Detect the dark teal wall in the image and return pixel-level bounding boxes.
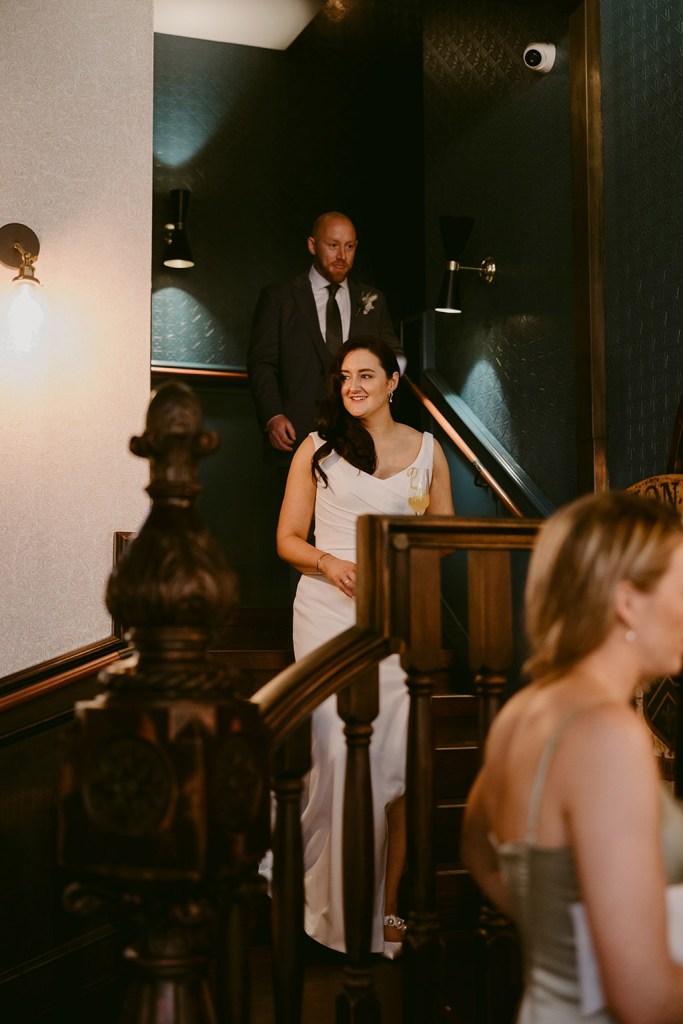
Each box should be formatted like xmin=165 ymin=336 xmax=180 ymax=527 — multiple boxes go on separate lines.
xmin=423 ymin=0 xmax=575 ymax=508
xmin=152 ymin=1 xmax=424 ymax=371
xmin=152 ymin=0 xmax=683 ymax=585
xmin=189 ymin=380 xmax=291 ymax=606
xmin=151 ymin=2 xmax=424 ymax=605
xmin=601 ymin=0 xmax=683 ymax=486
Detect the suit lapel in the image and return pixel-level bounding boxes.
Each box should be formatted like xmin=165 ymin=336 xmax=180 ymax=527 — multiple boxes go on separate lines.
xmin=349 ymin=279 xmax=378 ymax=334
xmin=292 ymin=273 xmax=329 ymax=366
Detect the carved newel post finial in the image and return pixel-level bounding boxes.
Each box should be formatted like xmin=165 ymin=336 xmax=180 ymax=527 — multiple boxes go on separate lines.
xmin=59 ymin=382 xmax=269 ymax=1024
xmin=106 ymin=381 xmax=237 ymax=681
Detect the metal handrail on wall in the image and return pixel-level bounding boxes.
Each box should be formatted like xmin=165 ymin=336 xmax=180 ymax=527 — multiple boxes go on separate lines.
xmin=151 ymin=362 xmax=526 ymax=518
xmin=404 ymin=374 xmax=523 ymax=517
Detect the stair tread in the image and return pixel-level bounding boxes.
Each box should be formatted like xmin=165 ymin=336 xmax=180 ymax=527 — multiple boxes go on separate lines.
xmin=432 ymin=693 xmax=477 ymax=710
xmin=435 ymin=741 xmax=478 ymax=752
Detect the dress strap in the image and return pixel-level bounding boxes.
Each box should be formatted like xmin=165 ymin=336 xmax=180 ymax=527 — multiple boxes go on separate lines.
xmin=418 ymin=431 xmax=434 ymax=470
xmin=525 ymin=702 xmax=605 ymax=843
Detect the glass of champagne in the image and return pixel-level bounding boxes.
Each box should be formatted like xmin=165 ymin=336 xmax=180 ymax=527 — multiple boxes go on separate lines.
xmin=407 ymin=467 xmax=430 ymax=516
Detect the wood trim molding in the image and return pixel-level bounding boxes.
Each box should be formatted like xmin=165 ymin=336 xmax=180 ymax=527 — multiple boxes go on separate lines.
xmin=0 ymin=636 xmax=128 ymax=714
xmin=570 ymin=0 xmax=609 ymax=493
xmin=151 ymin=364 xmax=248 ymax=382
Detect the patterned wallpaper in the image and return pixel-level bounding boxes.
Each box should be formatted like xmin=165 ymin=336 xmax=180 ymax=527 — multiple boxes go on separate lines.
xmin=601 ymin=0 xmax=683 ymax=486
xmin=0 ymin=0 xmax=152 ymax=677
xmin=151 ymin=0 xmax=683 ymax=505
xmin=152 ymin=0 xmax=424 ymax=369
xmin=424 ymin=0 xmax=576 ymax=506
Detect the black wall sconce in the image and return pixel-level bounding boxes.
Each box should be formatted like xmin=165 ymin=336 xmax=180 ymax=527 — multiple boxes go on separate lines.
xmin=435 ymin=257 xmax=496 ymax=314
xmin=0 ymin=222 xmax=41 ymax=284
xmin=434 ymin=214 xmax=495 ymax=314
xmin=163 ymin=189 xmax=195 ymax=269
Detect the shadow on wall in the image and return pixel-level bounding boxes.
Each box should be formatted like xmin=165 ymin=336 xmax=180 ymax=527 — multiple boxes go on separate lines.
xmin=151 ymin=0 xmax=425 ymax=372
xmin=183 ymin=378 xmax=290 ymax=607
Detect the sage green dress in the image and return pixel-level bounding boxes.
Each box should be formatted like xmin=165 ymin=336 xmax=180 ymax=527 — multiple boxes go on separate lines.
xmin=495 ymin=709 xmax=683 ymax=1023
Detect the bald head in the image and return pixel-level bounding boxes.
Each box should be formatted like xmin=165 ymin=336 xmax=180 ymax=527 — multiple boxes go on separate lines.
xmin=308 ymin=212 xmax=358 ymax=284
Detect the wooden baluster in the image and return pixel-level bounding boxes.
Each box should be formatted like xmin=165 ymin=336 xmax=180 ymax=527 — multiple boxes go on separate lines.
xmin=403 ymin=665 xmax=442 ymax=1023
xmin=467 ymin=549 xmax=513 ymax=748
xmin=218 ymin=881 xmax=254 ymax=1024
xmin=467 ymin=548 xmax=521 ymax=1023
xmin=271 ymin=721 xmax=311 ymax=1024
xmin=402 ymin=548 xmax=446 ymax=1024
xmin=336 ymin=669 xmax=381 ymax=1024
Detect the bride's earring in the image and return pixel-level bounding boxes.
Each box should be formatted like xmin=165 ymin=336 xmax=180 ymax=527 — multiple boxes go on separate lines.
xmin=625 ymin=628 xmax=637 ymax=643
xmin=388 ymin=389 xmax=394 ymax=404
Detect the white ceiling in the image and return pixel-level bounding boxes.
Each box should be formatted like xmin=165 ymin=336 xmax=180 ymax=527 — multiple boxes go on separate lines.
xmin=154 ymin=0 xmax=325 ymax=50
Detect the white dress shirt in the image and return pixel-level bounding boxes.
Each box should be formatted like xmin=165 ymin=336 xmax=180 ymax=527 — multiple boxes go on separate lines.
xmin=309 ymin=265 xmax=351 ymax=342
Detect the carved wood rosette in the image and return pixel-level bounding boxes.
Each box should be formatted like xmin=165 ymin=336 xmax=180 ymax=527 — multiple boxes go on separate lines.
xmin=627 ymin=475 xmax=683 ymax=788
xmin=58 ymin=382 xmax=270 ymax=1024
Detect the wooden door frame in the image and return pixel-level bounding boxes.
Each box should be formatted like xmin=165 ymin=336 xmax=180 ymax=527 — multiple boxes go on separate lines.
xmin=569 ymin=0 xmax=608 ymax=493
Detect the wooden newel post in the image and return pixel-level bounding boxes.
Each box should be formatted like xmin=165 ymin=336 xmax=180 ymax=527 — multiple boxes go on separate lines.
xmin=58 ymin=382 xmax=270 ymax=1024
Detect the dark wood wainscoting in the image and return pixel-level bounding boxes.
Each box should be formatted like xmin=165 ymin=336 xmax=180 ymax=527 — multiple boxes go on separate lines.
xmin=0 ymin=651 xmax=128 ymax=1023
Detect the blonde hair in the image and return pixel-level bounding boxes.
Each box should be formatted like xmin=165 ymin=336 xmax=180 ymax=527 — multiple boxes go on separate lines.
xmin=524 ymin=490 xmax=683 ymax=682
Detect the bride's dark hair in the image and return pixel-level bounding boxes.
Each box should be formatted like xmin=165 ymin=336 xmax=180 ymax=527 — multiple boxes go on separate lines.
xmin=312 ymin=335 xmax=400 ymax=485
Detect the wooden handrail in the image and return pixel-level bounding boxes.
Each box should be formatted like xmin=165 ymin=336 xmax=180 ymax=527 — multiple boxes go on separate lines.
xmin=252 ymin=513 xmax=540 ymax=1023
xmin=404 ymin=374 xmax=523 ymax=517
xmin=151 ymin=363 xmax=248 ymax=381
xmin=251 ymin=624 xmax=389 ymax=741
xmin=252 ymin=516 xmax=539 ymax=738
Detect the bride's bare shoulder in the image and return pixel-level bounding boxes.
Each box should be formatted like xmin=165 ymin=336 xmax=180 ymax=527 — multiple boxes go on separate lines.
xmin=394 ymin=423 xmax=422 ymax=441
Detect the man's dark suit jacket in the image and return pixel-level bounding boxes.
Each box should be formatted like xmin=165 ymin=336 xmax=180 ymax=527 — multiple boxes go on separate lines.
xmin=247 ymin=272 xmax=400 ymax=466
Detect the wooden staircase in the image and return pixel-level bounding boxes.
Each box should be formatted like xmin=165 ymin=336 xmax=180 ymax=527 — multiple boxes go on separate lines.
xmin=432 ymin=692 xmax=481 ymax=929
xmin=210 ymin=610 xmax=509 ymax=1020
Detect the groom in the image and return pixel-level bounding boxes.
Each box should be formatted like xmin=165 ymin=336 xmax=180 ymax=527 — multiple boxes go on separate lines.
xmin=247 ymin=211 xmax=403 ymax=469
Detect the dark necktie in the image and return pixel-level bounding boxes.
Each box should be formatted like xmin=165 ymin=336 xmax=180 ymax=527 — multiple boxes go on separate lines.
xmin=325 ymin=283 xmax=343 ymax=353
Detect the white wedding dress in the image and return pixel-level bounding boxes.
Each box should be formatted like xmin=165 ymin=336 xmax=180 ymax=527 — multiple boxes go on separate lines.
xmin=293 ymin=430 xmax=435 ymax=953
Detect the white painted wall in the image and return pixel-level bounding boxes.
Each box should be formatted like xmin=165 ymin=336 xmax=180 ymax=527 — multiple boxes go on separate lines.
xmin=0 ymin=0 xmax=153 ymax=676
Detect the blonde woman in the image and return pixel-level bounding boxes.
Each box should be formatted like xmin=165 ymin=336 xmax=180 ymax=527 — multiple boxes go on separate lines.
xmin=462 ymin=491 xmax=683 ymax=1023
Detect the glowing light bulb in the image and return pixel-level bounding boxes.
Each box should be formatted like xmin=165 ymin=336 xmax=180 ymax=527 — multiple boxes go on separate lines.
xmin=5 ymin=285 xmax=45 ymax=353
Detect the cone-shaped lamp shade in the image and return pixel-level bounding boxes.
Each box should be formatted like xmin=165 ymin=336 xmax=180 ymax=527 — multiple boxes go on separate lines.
xmin=435 ymin=262 xmax=462 ymax=314
xmin=163 ymin=189 xmax=195 ymax=269
xmin=438 ymin=215 xmax=474 ymax=261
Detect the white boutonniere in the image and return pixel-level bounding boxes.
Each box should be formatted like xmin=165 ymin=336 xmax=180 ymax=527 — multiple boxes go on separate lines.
xmin=358 ymin=291 xmax=378 ymax=316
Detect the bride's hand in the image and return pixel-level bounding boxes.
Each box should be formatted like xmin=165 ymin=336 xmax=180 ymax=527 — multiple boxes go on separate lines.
xmin=320 ymin=555 xmax=357 ymax=598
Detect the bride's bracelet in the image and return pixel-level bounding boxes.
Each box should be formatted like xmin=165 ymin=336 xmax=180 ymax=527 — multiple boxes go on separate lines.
xmin=316 ymin=552 xmax=330 ymax=575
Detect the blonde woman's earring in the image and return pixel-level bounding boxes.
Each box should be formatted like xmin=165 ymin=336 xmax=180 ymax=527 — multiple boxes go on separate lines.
xmin=625 ymin=629 xmax=636 ymax=643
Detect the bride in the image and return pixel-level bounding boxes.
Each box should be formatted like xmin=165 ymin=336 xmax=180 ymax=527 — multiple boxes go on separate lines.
xmin=276 ymin=335 xmax=453 ymax=957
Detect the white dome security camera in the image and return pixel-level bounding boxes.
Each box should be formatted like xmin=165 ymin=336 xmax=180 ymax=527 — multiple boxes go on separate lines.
xmin=523 ymin=43 xmax=556 ymax=73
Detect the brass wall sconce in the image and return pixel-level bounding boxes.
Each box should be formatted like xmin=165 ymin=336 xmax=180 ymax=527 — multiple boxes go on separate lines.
xmin=163 ymin=189 xmax=195 ymax=269
xmin=0 ymin=223 xmax=41 ymax=285
xmin=435 ymin=257 xmax=496 ymax=314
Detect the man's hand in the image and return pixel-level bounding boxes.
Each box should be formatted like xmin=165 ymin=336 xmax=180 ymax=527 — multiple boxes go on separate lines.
xmin=266 ymin=414 xmax=297 ymax=452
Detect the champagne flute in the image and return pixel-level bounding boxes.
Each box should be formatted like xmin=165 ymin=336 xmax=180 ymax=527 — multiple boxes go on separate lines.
xmin=407 ymin=467 xmax=430 ymax=516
